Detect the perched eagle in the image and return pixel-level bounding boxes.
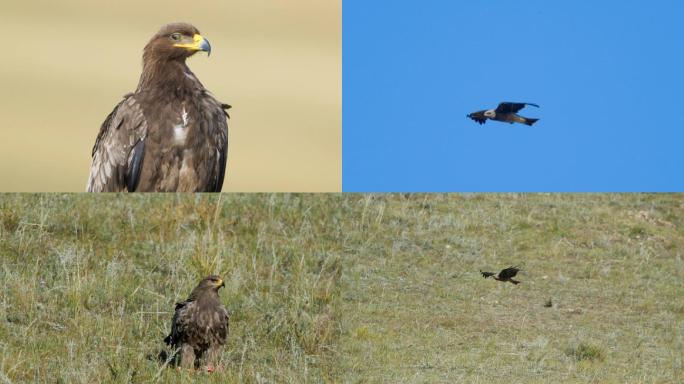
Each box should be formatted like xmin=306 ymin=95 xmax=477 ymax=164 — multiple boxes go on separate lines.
xmin=468 ymin=102 xmax=539 ymax=126
xmin=481 ymin=266 xmax=522 ymax=284
xmin=164 ymin=275 xmax=229 ymax=371
xmin=86 ymin=23 xmax=230 ymax=192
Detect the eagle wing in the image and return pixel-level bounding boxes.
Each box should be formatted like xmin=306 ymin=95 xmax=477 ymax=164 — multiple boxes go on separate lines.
xmin=86 ymin=95 xmax=148 ymax=192
xmin=194 ymin=93 xmax=229 ymax=192
xmin=498 ymin=266 xmax=520 ymax=279
xmin=210 ymin=99 xmax=229 ymax=193
xmin=212 ymin=304 xmax=230 ymax=346
xmin=495 ymin=102 xmax=539 ymax=114
xmin=164 ymin=301 xmax=190 ymax=346
xmin=165 ymin=298 xmax=229 ymax=348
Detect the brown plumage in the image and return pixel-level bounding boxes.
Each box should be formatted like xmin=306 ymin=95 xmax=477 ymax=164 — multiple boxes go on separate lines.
xmin=468 ymin=102 xmax=539 ymax=126
xmin=164 ymin=275 xmax=229 ymax=371
xmin=87 ymin=23 xmax=230 ymax=192
xmin=480 ymin=266 xmax=522 ymax=284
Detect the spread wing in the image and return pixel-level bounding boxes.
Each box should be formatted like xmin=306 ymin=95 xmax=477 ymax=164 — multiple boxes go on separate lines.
xmin=86 ymin=95 xmax=148 ymax=192
xmin=495 ymin=102 xmax=539 ymax=114
xmin=468 ymin=110 xmax=488 ymax=125
xmin=498 ymin=266 xmax=520 ymax=279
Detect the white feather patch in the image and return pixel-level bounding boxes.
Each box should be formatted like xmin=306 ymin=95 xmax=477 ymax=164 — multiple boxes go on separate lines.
xmin=173 ymin=108 xmax=189 ymax=145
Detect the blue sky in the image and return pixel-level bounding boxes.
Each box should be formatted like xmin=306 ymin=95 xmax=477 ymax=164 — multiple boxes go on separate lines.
xmin=343 ymin=0 xmax=684 ymax=191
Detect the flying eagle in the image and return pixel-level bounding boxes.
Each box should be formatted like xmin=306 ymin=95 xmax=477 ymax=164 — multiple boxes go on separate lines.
xmin=164 ymin=275 xmax=229 ymax=371
xmin=480 ymin=266 xmax=522 ymax=284
xmin=86 ymin=23 xmax=230 ymax=192
xmin=468 ymin=102 xmax=539 ymax=126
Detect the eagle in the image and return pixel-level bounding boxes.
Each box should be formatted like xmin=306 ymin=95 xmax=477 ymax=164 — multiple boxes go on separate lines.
xmin=164 ymin=275 xmax=229 ymax=371
xmin=86 ymin=23 xmax=230 ymax=192
xmin=468 ymin=102 xmax=539 ymax=126
xmin=480 ymin=266 xmax=522 ymax=284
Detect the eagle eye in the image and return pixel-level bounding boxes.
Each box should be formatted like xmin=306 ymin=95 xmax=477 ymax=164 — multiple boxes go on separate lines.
xmin=170 ymin=33 xmax=182 ymax=41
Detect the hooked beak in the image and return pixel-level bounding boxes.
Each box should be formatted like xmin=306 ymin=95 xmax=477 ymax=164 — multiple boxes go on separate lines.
xmin=174 ymin=33 xmax=212 ymax=56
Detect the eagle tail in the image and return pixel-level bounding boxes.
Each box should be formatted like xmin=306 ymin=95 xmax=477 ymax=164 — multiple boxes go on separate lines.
xmin=524 ymin=118 xmax=539 ymax=126
xmin=481 ymin=270 xmax=495 ymax=278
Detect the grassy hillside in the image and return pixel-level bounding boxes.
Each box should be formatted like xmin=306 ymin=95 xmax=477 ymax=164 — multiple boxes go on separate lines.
xmin=338 ymin=194 xmax=684 ymax=382
xmin=0 ymin=194 xmax=344 ymax=383
xmin=1 ymin=194 xmax=682 ymax=383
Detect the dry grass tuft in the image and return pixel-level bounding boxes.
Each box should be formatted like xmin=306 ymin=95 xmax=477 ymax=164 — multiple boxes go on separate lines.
xmin=565 ymin=342 xmax=606 ymax=362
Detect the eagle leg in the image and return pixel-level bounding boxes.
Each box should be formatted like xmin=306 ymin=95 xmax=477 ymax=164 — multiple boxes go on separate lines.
xmin=205 ymin=345 xmax=222 ymax=373
xmin=180 ymin=345 xmax=196 ymax=369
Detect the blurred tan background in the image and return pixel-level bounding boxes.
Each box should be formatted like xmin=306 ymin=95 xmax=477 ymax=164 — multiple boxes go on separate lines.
xmin=0 ymin=0 xmax=340 ymax=192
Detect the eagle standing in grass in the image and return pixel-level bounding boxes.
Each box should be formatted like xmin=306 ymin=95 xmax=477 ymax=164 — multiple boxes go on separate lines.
xmin=86 ymin=23 xmax=230 ymax=192
xmin=468 ymin=102 xmax=539 ymax=126
xmin=481 ymin=266 xmax=522 ymax=284
xmin=164 ymin=275 xmax=229 ymax=371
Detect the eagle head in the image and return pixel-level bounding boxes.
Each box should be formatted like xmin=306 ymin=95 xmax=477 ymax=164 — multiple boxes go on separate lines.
xmin=467 ymin=110 xmax=488 ymax=125
xmin=143 ymin=22 xmax=212 ymax=62
xmin=195 ymin=275 xmax=225 ymax=293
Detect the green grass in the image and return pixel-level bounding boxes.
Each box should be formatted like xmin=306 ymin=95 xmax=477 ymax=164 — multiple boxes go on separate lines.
xmin=565 ymin=342 xmax=606 ymax=362
xmin=337 ymin=194 xmax=684 ymax=383
xmin=0 ymin=194 xmax=343 ymax=383
xmin=1 ymin=194 xmax=683 ymax=383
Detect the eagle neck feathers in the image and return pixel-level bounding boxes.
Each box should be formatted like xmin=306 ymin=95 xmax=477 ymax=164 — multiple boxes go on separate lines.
xmin=187 ymin=287 xmax=220 ymax=304
xmin=137 ymin=59 xmax=203 ymax=99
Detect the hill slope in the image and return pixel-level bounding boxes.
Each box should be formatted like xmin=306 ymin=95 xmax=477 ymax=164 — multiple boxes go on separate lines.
xmin=1 ymin=194 xmax=682 ymax=382
xmin=337 ymin=194 xmax=684 ymax=382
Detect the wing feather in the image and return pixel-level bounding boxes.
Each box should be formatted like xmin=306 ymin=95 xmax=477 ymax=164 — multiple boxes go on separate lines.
xmin=167 ymin=300 xmax=193 ymax=346
xmin=86 ymin=95 xmax=148 ymax=192
xmin=201 ymin=96 xmax=229 ymax=192
xmin=498 ymin=266 xmax=520 ymax=279
xmin=496 ymin=102 xmax=539 ymax=114
xmin=126 ymin=139 xmax=146 ymax=192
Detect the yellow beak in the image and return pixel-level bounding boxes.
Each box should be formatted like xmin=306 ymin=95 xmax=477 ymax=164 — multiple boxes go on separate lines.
xmin=174 ymin=34 xmax=212 ymax=56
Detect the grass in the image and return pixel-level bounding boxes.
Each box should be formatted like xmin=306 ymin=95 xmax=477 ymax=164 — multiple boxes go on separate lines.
xmin=565 ymin=342 xmax=606 ymax=362
xmin=337 ymin=194 xmax=684 ymax=383
xmin=1 ymin=194 xmax=683 ymax=382
xmin=0 ymin=194 xmax=343 ymax=383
